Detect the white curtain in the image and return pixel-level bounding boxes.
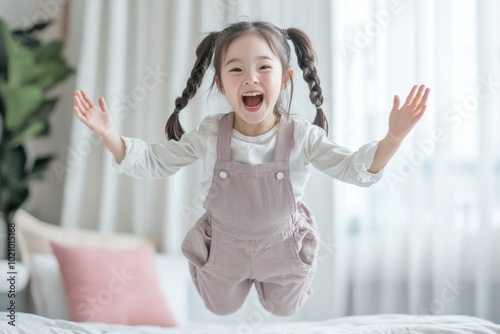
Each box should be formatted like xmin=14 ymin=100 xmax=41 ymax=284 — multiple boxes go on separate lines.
xmin=61 ymin=0 xmax=500 ymax=323
xmin=329 ymin=0 xmax=500 ymax=323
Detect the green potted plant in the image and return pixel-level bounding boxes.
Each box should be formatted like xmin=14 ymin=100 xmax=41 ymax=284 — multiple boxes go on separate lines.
xmin=0 ymin=19 xmax=74 ymax=259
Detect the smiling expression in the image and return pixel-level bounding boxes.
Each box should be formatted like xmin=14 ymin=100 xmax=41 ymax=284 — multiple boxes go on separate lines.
xmin=216 ymin=33 xmax=293 ymax=136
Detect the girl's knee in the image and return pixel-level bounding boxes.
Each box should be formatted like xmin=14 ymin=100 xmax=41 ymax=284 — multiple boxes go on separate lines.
xmin=261 ymin=302 xmax=297 ymax=316
xmin=260 ymin=287 xmax=312 ymax=316
xmin=205 ymin=300 xmax=244 ymax=315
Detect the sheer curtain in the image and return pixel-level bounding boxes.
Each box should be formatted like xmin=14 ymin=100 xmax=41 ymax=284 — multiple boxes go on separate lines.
xmin=61 ymin=0 xmax=499 ymax=323
xmin=329 ymin=0 xmax=500 ymax=322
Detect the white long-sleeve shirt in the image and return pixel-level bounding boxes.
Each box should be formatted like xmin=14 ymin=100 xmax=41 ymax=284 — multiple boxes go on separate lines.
xmin=113 ymin=113 xmax=383 ymax=202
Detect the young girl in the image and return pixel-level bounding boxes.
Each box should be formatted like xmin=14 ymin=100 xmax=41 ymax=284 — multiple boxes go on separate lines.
xmin=73 ymin=21 xmax=430 ymax=316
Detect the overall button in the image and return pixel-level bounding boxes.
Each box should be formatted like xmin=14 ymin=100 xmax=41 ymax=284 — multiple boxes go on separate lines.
xmin=219 ymin=171 xmax=228 ymax=179
xmin=276 ymin=171 xmax=285 ymax=180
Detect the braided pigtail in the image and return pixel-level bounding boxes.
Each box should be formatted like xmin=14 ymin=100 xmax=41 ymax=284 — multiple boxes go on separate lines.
xmin=165 ymin=32 xmax=219 ymax=140
xmin=286 ymin=28 xmax=329 ymax=135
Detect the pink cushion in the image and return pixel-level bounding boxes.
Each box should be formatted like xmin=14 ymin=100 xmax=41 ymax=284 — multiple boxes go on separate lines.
xmin=51 ymin=242 xmax=177 ymax=327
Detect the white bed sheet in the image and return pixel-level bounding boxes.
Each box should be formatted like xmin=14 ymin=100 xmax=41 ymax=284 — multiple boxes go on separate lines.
xmin=2 ymin=312 xmax=500 ymax=334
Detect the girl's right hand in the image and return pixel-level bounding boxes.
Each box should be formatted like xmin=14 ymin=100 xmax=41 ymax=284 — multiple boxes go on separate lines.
xmin=73 ymin=89 xmax=113 ymax=139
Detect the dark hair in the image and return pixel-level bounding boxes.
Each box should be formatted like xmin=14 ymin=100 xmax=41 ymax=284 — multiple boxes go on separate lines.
xmin=166 ymin=21 xmax=328 ymax=140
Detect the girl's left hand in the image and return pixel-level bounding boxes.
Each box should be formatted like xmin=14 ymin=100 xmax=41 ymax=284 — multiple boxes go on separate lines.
xmin=388 ymin=84 xmax=430 ymax=143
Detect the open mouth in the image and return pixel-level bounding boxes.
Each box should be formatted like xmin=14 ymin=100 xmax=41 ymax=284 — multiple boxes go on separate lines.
xmin=242 ymin=91 xmax=264 ymax=111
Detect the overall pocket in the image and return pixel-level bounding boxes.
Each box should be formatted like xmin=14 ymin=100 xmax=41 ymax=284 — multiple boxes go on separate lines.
xmin=181 ymin=217 xmax=216 ymax=269
xmin=289 ymin=223 xmax=319 ymax=268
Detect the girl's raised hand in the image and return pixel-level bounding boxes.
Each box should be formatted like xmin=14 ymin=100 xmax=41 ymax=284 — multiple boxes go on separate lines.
xmin=387 ymin=84 xmax=430 ymax=143
xmin=73 ymin=89 xmax=113 ymax=139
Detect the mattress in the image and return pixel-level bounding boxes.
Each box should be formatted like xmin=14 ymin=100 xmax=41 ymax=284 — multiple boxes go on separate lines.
xmin=2 ymin=312 xmax=500 ymax=334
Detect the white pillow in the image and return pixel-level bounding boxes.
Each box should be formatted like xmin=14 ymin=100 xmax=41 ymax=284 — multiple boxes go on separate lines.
xmin=155 ymin=254 xmax=191 ymax=324
xmin=30 ymin=254 xmax=71 ymax=320
xmin=29 ymin=253 xmax=191 ymax=324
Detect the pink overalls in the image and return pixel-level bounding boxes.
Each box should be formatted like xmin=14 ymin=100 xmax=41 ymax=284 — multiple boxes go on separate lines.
xmin=181 ymin=112 xmax=320 ymax=316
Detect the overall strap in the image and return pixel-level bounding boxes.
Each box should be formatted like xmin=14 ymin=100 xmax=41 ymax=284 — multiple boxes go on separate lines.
xmin=273 ymin=115 xmax=294 ymax=163
xmin=216 ymin=112 xmax=234 ymax=161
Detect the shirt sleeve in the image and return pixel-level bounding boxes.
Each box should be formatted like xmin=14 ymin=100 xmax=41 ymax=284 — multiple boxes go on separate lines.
xmin=301 ymin=120 xmax=384 ymax=187
xmin=112 ymin=114 xmax=220 ymax=179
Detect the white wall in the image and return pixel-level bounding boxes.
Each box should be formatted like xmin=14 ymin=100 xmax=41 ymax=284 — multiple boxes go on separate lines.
xmin=0 ymin=0 xmax=75 ymax=224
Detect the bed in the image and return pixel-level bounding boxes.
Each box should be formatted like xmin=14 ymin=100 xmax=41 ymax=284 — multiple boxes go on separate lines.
xmin=3 ymin=210 xmax=499 ymax=334
xmin=2 ymin=312 xmax=500 ymax=333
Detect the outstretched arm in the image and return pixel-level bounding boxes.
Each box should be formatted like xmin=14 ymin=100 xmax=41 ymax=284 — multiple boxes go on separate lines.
xmin=73 ymin=89 xmax=126 ymax=164
xmin=368 ymin=84 xmax=430 ymax=173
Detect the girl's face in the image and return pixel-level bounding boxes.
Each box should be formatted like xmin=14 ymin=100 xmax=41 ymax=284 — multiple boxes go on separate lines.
xmin=216 ymin=33 xmax=292 ymax=136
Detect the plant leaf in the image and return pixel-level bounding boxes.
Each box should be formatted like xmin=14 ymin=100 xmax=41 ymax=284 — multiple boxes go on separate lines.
xmin=0 ymin=146 xmax=26 ymax=191
xmin=10 ymin=31 xmax=40 ymax=49
xmin=0 ymin=21 xmax=39 ymax=86
xmin=4 ymin=186 xmax=28 ymax=218
xmin=0 ymin=113 xmax=3 ymax=145
xmin=22 ymin=98 xmax=58 ymax=127
xmin=0 ymin=81 xmax=44 ymax=131
xmin=0 ymin=21 xmax=7 ymax=82
xmin=32 ymin=155 xmax=54 ymax=174
xmin=34 ymin=40 xmax=63 ymax=63
xmin=0 ymin=19 xmax=73 ymax=220
xmin=31 ymin=61 xmax=75 ymax=91
xmin=0 ymin=146 xmax=28 ymax=217
xmin=37 ymin=97 xmax=58 ymax=116
xmin=12 ymin=20 xmax=53 ymax=36
xmin=19 ymin=172 xmax=44 ymax=188
xmin=7 ymin=121 xmax=47 ymax=148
